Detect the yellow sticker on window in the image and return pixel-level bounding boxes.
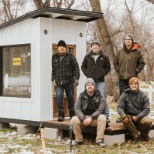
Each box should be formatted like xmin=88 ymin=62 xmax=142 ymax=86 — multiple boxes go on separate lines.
xmin=13 ymin=58 xmax=21 ymax=66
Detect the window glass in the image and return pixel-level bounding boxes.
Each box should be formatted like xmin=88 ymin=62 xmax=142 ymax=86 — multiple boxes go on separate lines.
xmin=2 ymin=44 xmax=31 ymax=97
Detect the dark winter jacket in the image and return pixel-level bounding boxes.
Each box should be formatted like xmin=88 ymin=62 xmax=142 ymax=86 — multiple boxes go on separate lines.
xmin=75 ymin=90 xmax=106 ymax=121
xmin=81 ymin=50 xmax=110 ymax=82
xmin=113 ymin=43 xmax=145 ymax=80
xmin=117 ymin=86 xmax=150 ymax=120
xmin=52 ymin=52 xmax=80 ymax=85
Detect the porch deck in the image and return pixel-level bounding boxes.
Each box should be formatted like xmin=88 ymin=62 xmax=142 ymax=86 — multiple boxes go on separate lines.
xmin=0 ymin=118 xmax=154 ymax=136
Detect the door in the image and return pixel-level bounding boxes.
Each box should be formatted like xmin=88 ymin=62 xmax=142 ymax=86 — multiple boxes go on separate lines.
xmin=52 ymin=44 xmax=77 ymax=118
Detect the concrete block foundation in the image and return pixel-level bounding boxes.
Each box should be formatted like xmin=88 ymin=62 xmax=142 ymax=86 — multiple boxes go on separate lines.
xmin=104 ymin=134 xmax=125 ymax=146
xmin=44 ymin=128 xmax=63 ymax=140
xmin=149 ymin=130 xmax=154 ymax=138
xmin=0 ymin=122 xmax=9 ymax=129
xmin=17 ymin=125 xmax=38 ymax=135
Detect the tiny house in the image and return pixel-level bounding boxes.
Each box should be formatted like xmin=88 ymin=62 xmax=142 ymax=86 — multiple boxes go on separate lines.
xmin=0 ymin=7 xmax=103 ymax=123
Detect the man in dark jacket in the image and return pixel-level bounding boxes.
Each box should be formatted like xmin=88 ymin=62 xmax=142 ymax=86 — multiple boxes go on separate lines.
xmin=52 ymin=40 xmax=80 ymax=121
xmin=71 ymin=78 xmax=106 ymax=147
xmin=118 ymin=77 xmax=152 ymax=142
xmin=81 ymin=38 xmax=110 ymax=121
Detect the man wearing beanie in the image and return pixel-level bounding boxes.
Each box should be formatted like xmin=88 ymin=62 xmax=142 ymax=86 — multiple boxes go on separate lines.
xmin=117 ymin=77 xmax=152 ymax=142
xmin=71 ymin=78 xmax=106 ymax=147
xmin=113 ymin=34 xmax=145 ymax=122
xmin=81 ymin=38 xmax=111 ymax=122
xmin=113 ymin=34 xmax=145 ymax=95
xmin=52 ymin=40 xmax=80 ymax=121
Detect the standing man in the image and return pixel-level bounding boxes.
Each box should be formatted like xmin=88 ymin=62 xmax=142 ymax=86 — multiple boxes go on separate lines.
xmin=118 ymin=77 xmax=152 ymax=142
xmin=71 ymin=78 xmax=106 ymax=147
xmin=81 ymin=38 xmax=111 ymax=122
xmin=52 ymin=40 xmax=80 ymax=122
xmin=113 ymin=34 xmax=145 ymax=95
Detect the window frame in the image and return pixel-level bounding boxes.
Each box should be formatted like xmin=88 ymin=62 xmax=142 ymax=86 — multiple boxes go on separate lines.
xmin=0 ymin=43 xmax=31 ymax=98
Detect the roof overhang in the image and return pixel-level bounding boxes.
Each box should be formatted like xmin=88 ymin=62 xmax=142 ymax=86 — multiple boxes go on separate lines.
xmin=0 ymin=7 xmax=103 ymax=30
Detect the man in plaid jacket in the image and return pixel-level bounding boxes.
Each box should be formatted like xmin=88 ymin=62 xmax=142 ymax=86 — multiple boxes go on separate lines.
xmin=52 ymin=40 xmax=80 ymax=121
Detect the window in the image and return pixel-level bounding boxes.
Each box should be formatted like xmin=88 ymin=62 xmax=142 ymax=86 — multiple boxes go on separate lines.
xmin=0 ymin=44 xmax=31 ymax=97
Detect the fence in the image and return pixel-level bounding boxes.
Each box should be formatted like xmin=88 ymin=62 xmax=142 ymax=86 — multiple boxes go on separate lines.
xmin=140 ymin=82 xmax=154 ymax=104
xmin=140 ymin=82 xmax=154 ymax=118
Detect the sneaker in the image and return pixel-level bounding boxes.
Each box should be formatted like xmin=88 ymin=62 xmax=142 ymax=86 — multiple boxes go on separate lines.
xmin=72 ymin=140 xmax=83 ymax=146
xmin=116 ymin=117 xmax=122 ymax=123
xmin=141 ymin=134 xmax=150 ymax=141
xmin=97 ymin=141 xmax=106 ymax=147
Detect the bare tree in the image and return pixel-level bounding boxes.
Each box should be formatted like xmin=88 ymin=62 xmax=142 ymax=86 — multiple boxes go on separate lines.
xmin=89 ymin=0 xmax=119 ymax=101
xmin=33 ymin=0 xmax=50 ymax=9
xmin=1 ymin=0 xmax=26 ymax=22
xmin=2 ymin=0 xmax=14 ymax=21
xmin=146 ymin=0 xmax=154 ymax=4
xmin=33 ymin=0 xmax=75 ymax=9
xmin=121 ymin=0 xmax=154 ymax=81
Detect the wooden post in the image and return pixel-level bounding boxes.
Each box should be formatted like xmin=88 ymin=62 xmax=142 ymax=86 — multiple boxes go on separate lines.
xmin=40 ymin=128 xmax=46 ymax=154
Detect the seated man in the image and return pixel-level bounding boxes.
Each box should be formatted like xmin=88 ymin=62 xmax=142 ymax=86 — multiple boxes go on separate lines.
xmin=71 ymin=78 xmax=106 ymax=147
xmin=118 ymin=77 xmax=152 ymax=142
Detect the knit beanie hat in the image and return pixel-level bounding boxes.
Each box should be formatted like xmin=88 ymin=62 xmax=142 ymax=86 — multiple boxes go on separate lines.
xmin=58 ymin=40 xmax=66 ymax=48
xmin=91 ymin=38 xmax=100 ymax=47
xmin=129 ymin=77 xmax=139 ymax=85
xmin=84 ymin=78 xmax=96 ymax=89
xmin=124 ymin=34 xmax=134 ymax=43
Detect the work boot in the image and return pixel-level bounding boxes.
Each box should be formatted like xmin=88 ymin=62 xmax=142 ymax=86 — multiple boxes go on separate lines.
xmin=58 ymin=110 xmax=64 ymax=122
xmin=69 ymin=109 xmax=75 ymax=119
xmin=141 ymin=134 xmax=150 ymax=141
xmin=132 ymin=135 xmax=142 ymax=143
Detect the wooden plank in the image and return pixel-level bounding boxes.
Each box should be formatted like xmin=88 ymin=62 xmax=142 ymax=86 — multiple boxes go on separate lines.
xmin=0 ymin=118 xmax=154 ymax=136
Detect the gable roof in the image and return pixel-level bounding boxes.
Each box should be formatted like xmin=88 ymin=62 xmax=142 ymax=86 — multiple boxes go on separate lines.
xmin=0 ymin=7 xmax=103 ymax=30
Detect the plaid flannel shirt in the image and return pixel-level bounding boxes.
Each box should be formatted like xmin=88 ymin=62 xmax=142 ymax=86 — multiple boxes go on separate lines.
xmin=52 ymin=52 xmax=80 ymax=85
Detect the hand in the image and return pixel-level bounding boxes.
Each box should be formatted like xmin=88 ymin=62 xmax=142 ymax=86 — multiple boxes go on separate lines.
xmin=74 ymin=79 xmax=79 ymax=86
xmin=132 ymin=116 xmax=138 ymax=122
xmin=83 ymin=117 xmax=92 ymax=126
xmin=122 ymin=117 xmax=129 ymax=123
xmin=53 ymin=80 xmax=57 ymax=87
xmin=122 ymin=114 xmax=129 ymax=124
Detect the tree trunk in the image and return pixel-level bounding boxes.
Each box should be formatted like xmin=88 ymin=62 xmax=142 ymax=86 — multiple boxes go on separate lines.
xmin=33 ymin=0 xmax=50 ymax=9
xmin=146 ymin=0 xmax=154 ymax=4
xmin=89 ymin=0 xmax=119 ymax=101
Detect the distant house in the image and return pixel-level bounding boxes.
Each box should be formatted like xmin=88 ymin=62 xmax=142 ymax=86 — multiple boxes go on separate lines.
xmin=0 ymin=7 xmax=103 ymax=123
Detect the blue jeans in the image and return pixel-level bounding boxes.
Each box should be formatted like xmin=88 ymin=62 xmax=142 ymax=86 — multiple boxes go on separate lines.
xmin=56 ymin=82 xmax=74 ymax=111
xmin=95 ymin=82 xmax=109 ymax=119
xmin=119 ymin=79 xmax=129 ymax=95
